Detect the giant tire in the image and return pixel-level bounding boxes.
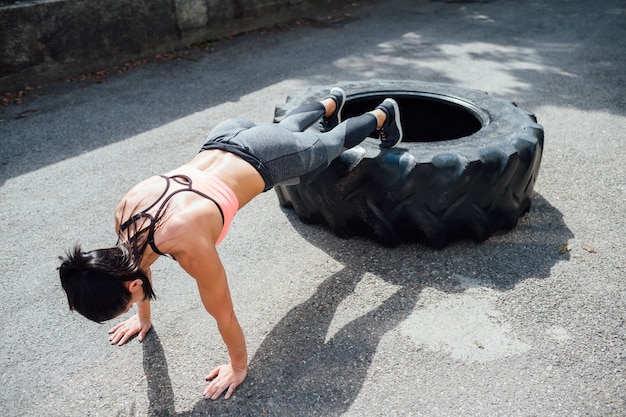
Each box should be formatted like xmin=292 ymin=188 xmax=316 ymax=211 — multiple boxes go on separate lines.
xmin=274 ymin=80 xmax=544 ymax=248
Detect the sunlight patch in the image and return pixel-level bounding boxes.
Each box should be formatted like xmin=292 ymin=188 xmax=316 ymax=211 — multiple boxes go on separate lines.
xmin=399 ymin=277 xmax=530 ymax=363
xmin=325 ymin=273 xmax=401 ymax=343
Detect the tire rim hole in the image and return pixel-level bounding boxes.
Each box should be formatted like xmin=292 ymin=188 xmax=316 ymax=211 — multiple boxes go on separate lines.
xmin=342 ymin=92 xmax=484 ymax=143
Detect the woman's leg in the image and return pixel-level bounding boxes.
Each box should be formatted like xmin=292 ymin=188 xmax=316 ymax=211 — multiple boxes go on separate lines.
xmin=261 ymin=99 xmax=397 ymax=183
xmin=277 ymin=87 xmax=344 ymax=133
xmin=324 ymin=113 xmax=378 ymax=150
xmin=277 ymin=102 xmax=326 ymax=133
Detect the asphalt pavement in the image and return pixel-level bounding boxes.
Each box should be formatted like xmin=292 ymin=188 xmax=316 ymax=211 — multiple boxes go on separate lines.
xmin=1 ymin=0 xmax=624 ymax=416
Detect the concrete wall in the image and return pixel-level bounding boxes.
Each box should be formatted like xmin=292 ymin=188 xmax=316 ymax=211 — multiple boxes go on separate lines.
xmin=0 ymin=0 xmax=347 ymax=91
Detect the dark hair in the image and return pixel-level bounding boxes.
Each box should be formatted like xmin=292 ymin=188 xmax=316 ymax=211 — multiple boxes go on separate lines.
xmin=58 ymin=244 xmax=156 ymax=323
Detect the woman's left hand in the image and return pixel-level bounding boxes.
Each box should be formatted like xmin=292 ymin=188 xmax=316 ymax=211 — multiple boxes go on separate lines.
xmin=204 ymin=363 xmax=247 ymax=400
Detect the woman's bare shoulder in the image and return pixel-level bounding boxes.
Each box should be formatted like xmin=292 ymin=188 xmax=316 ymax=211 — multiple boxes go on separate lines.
xmin=154 ymin=202 xmax=222 ymax=253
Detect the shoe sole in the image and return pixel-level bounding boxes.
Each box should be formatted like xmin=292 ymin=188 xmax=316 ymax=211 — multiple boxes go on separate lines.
xmin=383 ymin=98 xmax=403 ymax=148
xmin=330 ymin=87 xmax=346 ymax=124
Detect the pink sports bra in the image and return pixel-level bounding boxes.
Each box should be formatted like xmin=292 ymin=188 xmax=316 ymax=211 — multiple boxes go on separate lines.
xmin=119 ymin=165 xmax=239 ymax=258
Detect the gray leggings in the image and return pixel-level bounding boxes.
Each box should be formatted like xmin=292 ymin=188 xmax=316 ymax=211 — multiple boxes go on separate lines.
xmin=201 ymin=102 xmax=377 ymax=191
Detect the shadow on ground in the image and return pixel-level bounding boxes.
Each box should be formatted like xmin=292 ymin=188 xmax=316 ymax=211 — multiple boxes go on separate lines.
xmin=141 ymin=194 xmax=572 ymax=416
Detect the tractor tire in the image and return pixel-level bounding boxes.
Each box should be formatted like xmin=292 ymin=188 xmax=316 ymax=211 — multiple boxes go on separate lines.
xmin=274 ymin=80 xmax=544 ymax=248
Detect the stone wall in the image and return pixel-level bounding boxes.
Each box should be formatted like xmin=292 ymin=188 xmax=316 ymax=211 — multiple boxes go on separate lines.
xmin=0 ymin=0 xmax=348 ymax=91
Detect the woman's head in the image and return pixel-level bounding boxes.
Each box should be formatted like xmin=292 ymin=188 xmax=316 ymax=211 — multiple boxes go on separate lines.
xmin=58 ymin=244 xmax=155 ymax=323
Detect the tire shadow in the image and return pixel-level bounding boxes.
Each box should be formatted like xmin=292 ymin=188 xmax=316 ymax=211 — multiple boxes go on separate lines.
xmin=142 ymin=193 xmax=572 ymax=416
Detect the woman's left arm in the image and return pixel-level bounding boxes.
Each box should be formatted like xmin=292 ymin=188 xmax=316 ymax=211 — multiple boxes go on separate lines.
xmin=175 ymin=239 xmax=248 ymax=400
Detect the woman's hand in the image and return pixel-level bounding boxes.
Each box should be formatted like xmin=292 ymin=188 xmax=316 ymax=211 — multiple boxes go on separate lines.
xmin=204 ymin=363 xmax=247 ymax=400
xmin=108 ymin=313 xmax=152 ymax=346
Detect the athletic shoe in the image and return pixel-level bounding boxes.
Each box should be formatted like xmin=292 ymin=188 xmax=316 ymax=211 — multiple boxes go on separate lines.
xmin=377 ymin=98 xmax=403 ymax=148
xmin=319 ymin=87 xmax=346 ymax=132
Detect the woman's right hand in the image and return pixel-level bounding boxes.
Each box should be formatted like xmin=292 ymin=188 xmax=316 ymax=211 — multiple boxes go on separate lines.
xmin=108 ymin=313 xmax=152 ymax=346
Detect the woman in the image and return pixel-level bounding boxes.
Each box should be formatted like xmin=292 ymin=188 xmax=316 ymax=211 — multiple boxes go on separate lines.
xmin=58 ymin=87 xmax=403 ymax=400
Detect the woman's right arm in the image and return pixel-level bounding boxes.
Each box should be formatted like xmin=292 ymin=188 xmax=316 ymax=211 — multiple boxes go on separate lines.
xmin=108 ymin=268 xmax=153 ymax=346
xmin=108 ymin=303 xmax=153 ymax=346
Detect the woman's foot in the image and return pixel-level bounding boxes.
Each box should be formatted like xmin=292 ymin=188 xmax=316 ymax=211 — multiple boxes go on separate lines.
xmin=375 ymin=98 xmax=403 ymax=148
xmin=319 ymin=87 xmax=346 ymax=132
